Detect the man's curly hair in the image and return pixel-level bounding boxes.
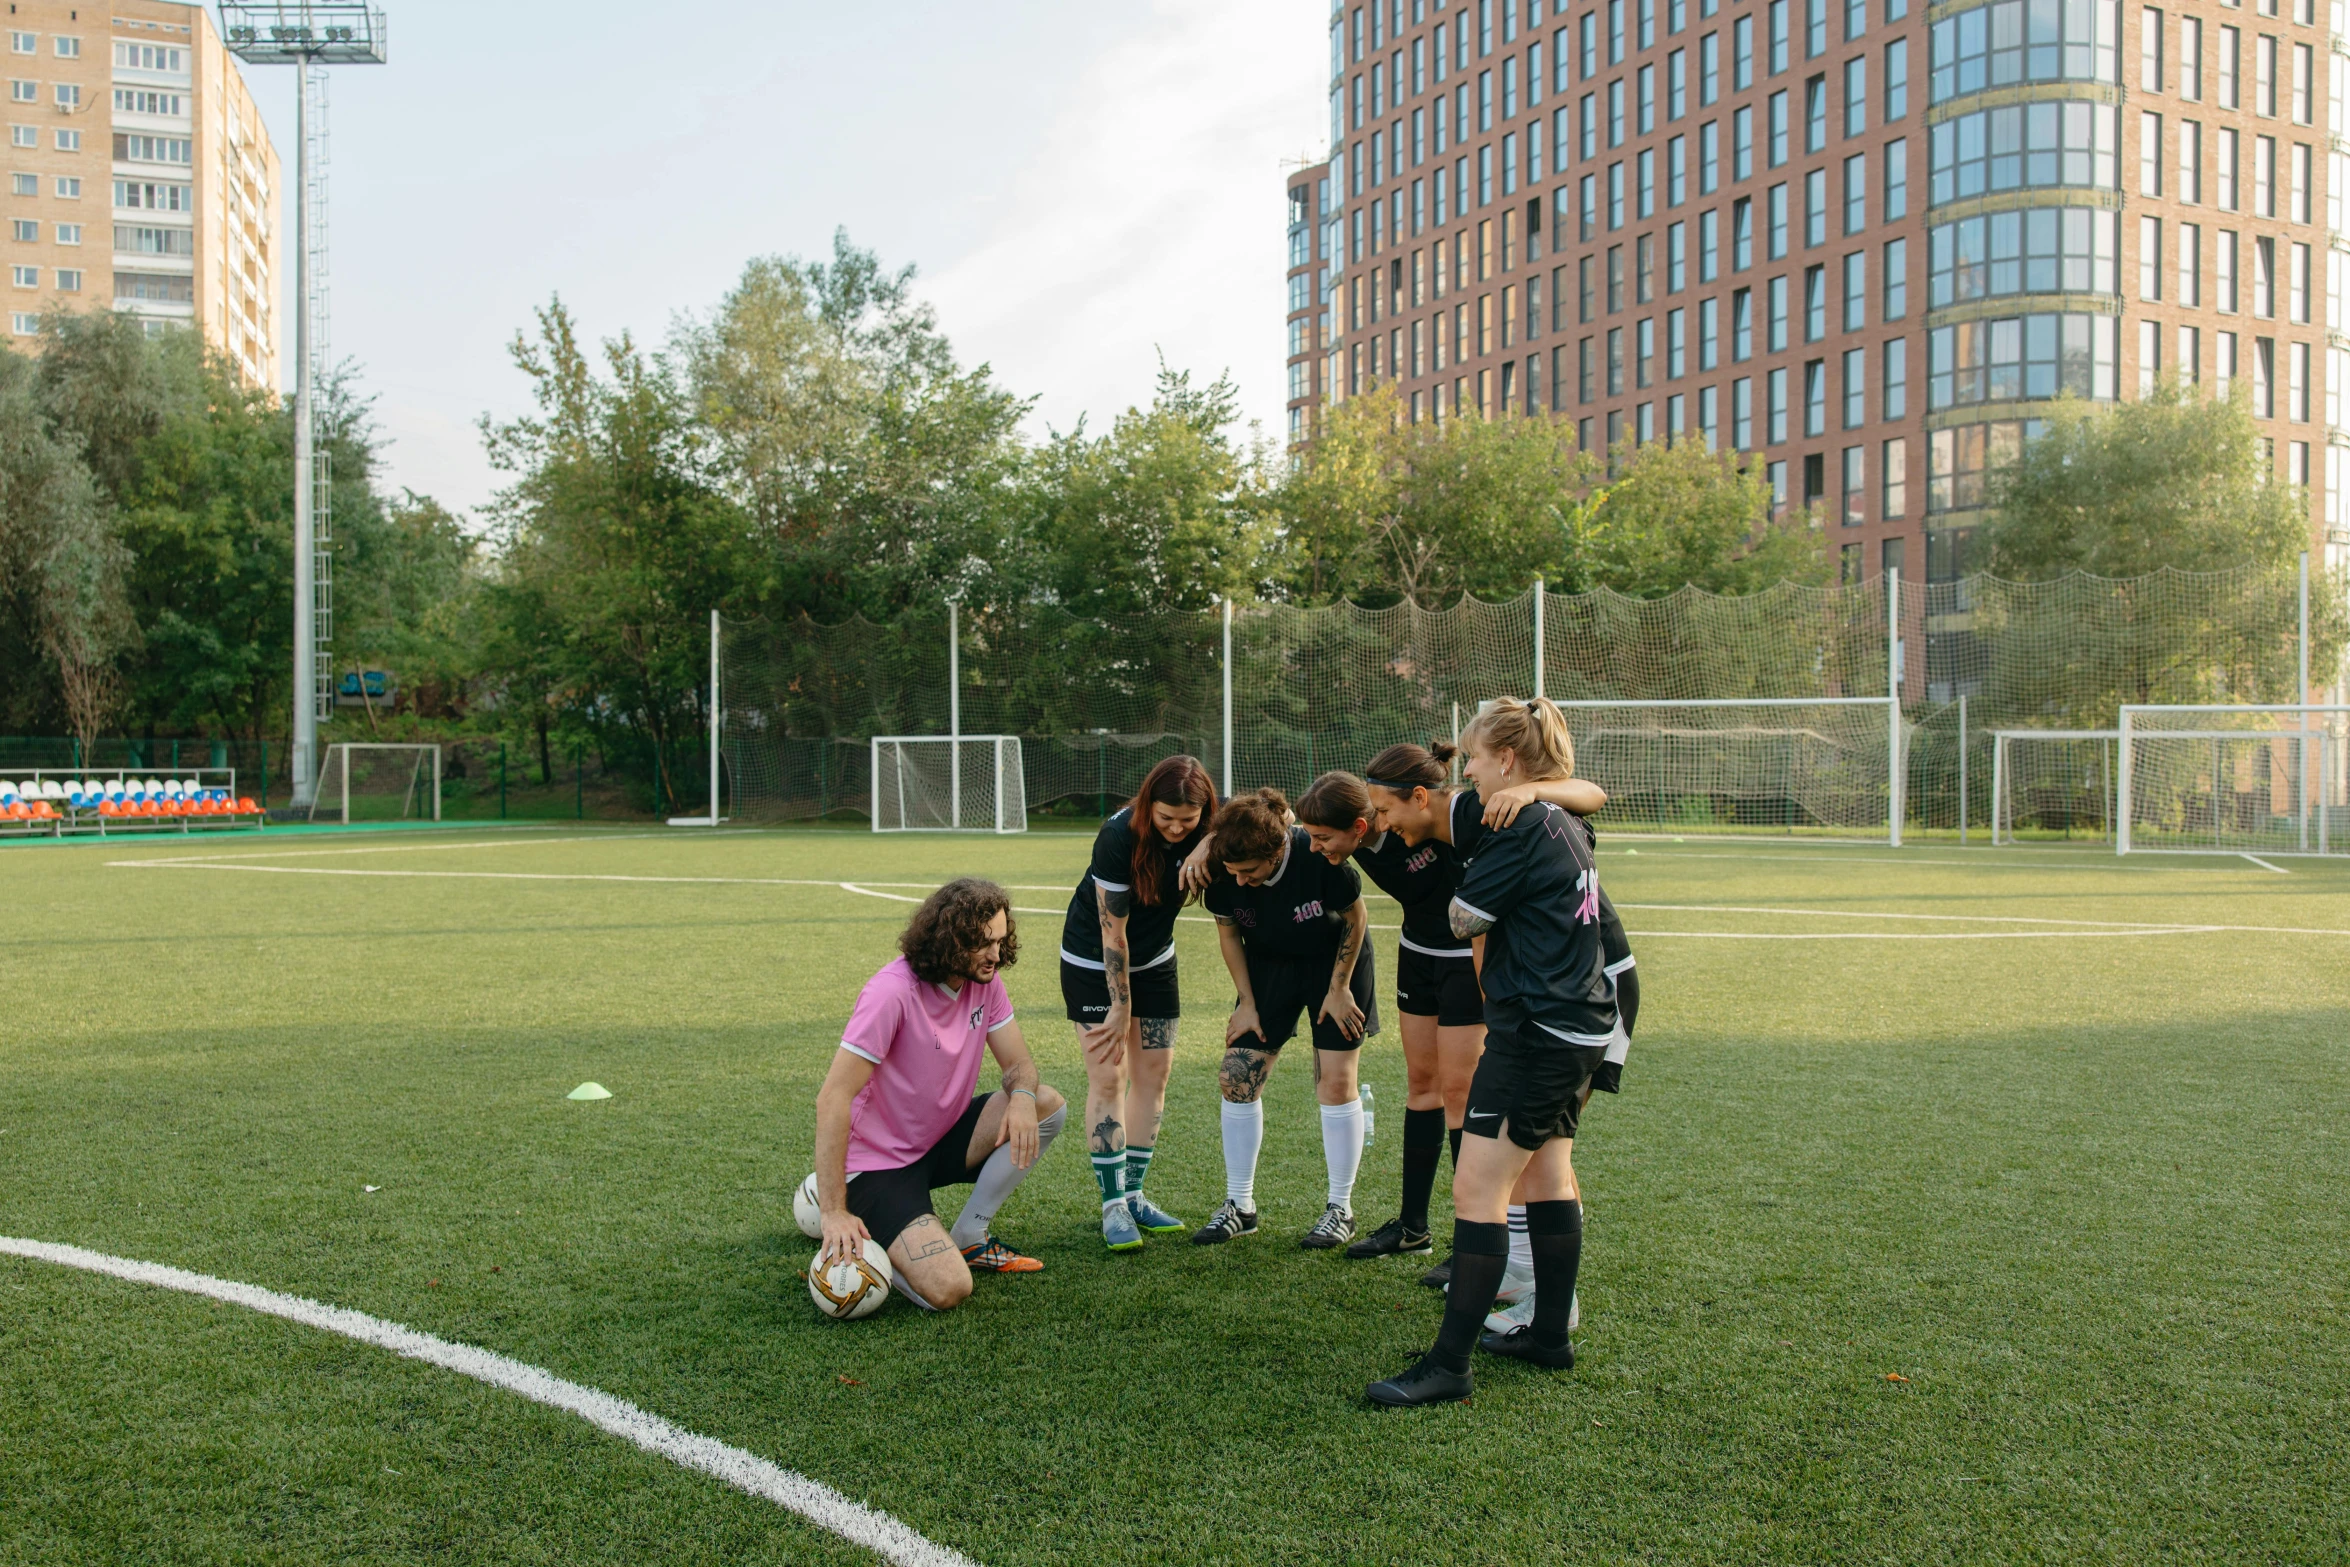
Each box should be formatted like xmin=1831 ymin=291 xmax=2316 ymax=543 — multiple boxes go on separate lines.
xmin=899 ymin=877 xmax=1019 ymax=984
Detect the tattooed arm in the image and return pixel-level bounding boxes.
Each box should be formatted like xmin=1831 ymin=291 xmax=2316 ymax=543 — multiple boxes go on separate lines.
xmin=1318 ymin=900 xmax=1368 ymax=1040
xmin=1081 ymin=883 xmax=1134 ymax=1061
xmin=984 ymin=1018 xmax=1043 ymax=1169
xmin=1449 ymin=896 xmax=1496 ymax=940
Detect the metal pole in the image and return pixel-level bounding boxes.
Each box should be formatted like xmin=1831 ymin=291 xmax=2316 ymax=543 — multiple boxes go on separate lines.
xmin=2300 ymin=551 xmax=2311 ymax=851
xmin=1991 ymin=732 xmax=2006 ymax=846
xmin=289 ymin=67 xmax=316 ymax=809
xmin=709 ymin=608 xmax=721 ymax=822
xmin=2117 ymin=709 xmax=2134 ymax=854
xmin=1532 ymin=576 xmax=1546 ymax=700
xmin=949 ymin=598 xmax=961 ymax=831
xmin=1958 ymin=693 xmax=1968 ymax=845
xmin=1221 ymin=597 xmax=1234 ymax=799
xmin=1887 ymin=565 xmax=1902 ymax=847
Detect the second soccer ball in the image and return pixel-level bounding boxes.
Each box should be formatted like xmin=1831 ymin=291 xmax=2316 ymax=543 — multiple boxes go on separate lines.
xmin=792 ymin=1172 xmax=824 ymax=1239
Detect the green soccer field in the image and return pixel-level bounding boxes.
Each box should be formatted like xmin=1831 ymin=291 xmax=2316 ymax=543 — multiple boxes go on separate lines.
xmin=4 ymin=823 xmax=2348 ymax=1565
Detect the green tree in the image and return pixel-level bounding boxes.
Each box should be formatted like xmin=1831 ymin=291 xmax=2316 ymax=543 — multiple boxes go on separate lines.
xmin=1984 ymin=384 xmax=2312 ymax=577
xmin=1583 ymin=436 xmax=1828 ymax=596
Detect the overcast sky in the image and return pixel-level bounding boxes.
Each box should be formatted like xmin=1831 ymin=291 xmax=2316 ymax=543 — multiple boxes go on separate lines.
xmin=233 ymin=0 xmax=1330 ymax=520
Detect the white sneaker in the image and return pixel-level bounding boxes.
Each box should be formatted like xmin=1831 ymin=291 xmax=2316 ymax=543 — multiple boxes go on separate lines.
xmin=1481 ymin=1287 xmax=1580 ymax=1335
xmin=1491 ymin=1257 xmax=1537 ymax=1304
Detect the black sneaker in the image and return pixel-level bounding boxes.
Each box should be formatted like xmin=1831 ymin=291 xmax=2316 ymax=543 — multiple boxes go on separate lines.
xmin=1347 ymin=1216 xmax=1435 ymax=1259
xmin=1191 ymin=1198 xmax=1260 ymax=1245
xmin=1366 ymin=1351 xmax=1475 ymax=1407
xmin=1419 ymin=1255 xmax=1454 ymax=1289
xmin=1478 ymin=1324 xmax=1575 ymax=1369
xmin=1298 ymin=1203 xmax=1356 ymax=1250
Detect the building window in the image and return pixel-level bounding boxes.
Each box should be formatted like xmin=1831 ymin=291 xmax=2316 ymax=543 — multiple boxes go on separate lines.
xmin=7 ymin=80 xmax=32 ymax=104
xmin=1805 ymin=264 xmax=1827 ymax=338
xmin=6 ymin=32 xmax=31 ymax=55
xmin=2141 ymin=112 xmax=2161 ymax=195
xmin=1928 ymin=0 xmax=2120 ymax=98
xmin=1927 ymin=313 xmax=2121 ymax=409
xmin=1843 ymin=152 xmax=1866 ymax=232
xmin=1733 ymin=374 xmax=1753 ymax=446
xmin=9 ymin=264 xmax=36 ymax=287
xmin=2178 ymin=323 xmax=2200 ymax=382
xmin=1882 ymin=437 xmax=1908 ymax=516
xmin=1883 ymin=236 xmax=1907 ymax=317
xmin=115 ymin=224 xmax=195 ymax=257
xmin=2142 ymin=7 xmax=2164 ymax=91
xmin=1883 ymin=136 xmax=1906 ymax=219
xmin=1843 ymin=249 xmax=1866 ymax=328
xmin=1769 ymin=274 xmax=1790 ymax=349
xmin=54 ymin=177 xmax=79 ymax=199
xmin=52 ymin=84 xmax=78 ymax=109
xmin=1885 ymin=36 xmax=1907 ymax=119
xmin=7 ymin=172 xmax=32 ymax=196
xmin=7 ymin=218 xmax=31 ymax=242
xmin=1842 ymin=444 xmax=1865 ymax=522
xmin=2140 ymin=215 xmax=2161 ymax=299
xmin=1844 ymin=55 xmax=1866 ymax=136
xmin=2180 ymin=119 xmax=2201 ymax=202
xmin=54 ymin=222 xmax=78 ymax=245
xmin=2139 ymin=318 xmax=2161 ymax=393
xmin=7 ymin=125 xmax=28 ymax=148
xmin=2289 ymin=340 xmax=2308 ymax=421
xmin=54 ymin=128 xmax=77 ymax=152
xmin=1843 ymin=345 xmax=1866 ymax=426
xmin=1768 ymin=365 xmax=1789 ymax=442
xmin=1929 ymin=104 xmax=2120 ymax=205
xmin=1884 ymin=335 xmax=1908 ymax=418
xmin=54 ymin=267 xmax=79 ymax=292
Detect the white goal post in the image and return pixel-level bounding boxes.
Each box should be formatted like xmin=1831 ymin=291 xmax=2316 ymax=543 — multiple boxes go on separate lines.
xmin=2118 ymin=704 xmax=2350 ymax=857
xmin=1549 ymin=697 xmax=1906 ymax=844
xmin=1990 ymin=729 xmax=2119 ymax=846
xmin=870 ymin=736 xmax=1027 ymax=833
xmin=311 ymin=743 xmax=441 ymax=824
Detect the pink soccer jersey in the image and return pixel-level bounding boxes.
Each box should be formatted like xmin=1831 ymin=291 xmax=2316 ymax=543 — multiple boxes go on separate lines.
xmin=839 ymin=956 xmax=1014 ymax=1173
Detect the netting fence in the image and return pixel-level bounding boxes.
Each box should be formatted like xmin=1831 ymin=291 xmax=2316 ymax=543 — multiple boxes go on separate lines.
xmin=717 ymin=564 xmax=2345 ymax=839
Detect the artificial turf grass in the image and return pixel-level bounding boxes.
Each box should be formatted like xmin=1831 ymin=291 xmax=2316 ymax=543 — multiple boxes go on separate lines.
xmin=3 ymin=827 xmax=2348 ymax=1564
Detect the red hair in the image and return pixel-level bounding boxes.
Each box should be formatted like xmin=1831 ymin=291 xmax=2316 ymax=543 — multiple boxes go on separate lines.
xmin=1127 ymin=754 xmax=1217 ymax=907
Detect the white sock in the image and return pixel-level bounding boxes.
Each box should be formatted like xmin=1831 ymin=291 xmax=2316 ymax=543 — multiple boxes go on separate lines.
xmin=1221 ymin=1099 xmax=1264 ymax=1209
xmin=1319 ymin=1097 xmax=1365 ymax=1212
xmin=891 ymin=1271 xmax=937 ymax=1310
xmin=1507 ymin=1204 xmax=1532 ymax=1272
xmin=952 ymin=1102 xmax=1065 ymax=1249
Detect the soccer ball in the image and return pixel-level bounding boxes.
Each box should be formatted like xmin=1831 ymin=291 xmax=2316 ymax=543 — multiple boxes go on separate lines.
xmin=807 ymin=1238 xmax=893 ymax=1321
xmin=792 ymin=1173 xmax=824 ymax=1239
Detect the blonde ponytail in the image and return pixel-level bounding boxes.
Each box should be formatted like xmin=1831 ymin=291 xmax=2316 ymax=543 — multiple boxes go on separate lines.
xmin=1462 ymin=696 xmax=1577 ymax=781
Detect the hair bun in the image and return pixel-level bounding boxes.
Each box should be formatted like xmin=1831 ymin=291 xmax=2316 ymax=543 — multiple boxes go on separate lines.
xmin=1428 ymin=741 xmax=1459 ymax=765
xmin=1255 ymin=786 xmax=1290 ymax=813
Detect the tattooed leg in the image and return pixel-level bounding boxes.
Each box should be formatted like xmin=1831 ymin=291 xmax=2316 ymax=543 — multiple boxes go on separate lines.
xmin=1088 ymin=1109 xmax=1127 ymax=1206
xmin=1219 ymin=1045 xmax=1276 ymax=1105
xmin=1130 ymin=1017 xmax=1176 ymax=1153
xmin=885 ymin=1213 xmax=973 ymax=1311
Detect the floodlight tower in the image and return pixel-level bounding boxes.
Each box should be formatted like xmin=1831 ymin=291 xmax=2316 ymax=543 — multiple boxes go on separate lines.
xmin=220 ymin=3 xmax=387 ymax=810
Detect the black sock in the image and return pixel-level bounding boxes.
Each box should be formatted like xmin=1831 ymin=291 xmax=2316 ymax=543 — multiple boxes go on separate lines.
xmin=1400 ymin=1108 xmax=1445 ymax=1232
xmin=1430 ymin=1220 xmax=1508 ymax=1373
xmin=1448 ymin=1127 xmax=1463 ymax=1168
xmin=1527 ymin=1199 xmax=1584 ymax=1346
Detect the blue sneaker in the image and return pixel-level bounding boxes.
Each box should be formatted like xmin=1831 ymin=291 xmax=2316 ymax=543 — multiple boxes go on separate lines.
xmin=1126 ymin=1193 xmax=1187 ymax=1234
xmin=1101 ymin=1201 xmax=1145 ymax=1252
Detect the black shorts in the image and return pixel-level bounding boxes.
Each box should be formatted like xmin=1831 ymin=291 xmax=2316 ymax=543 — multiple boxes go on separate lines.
xmin=1061 ymin=954 xmax=1181 ymax=1023
xmin=1463 ymin=1026 xmax=1606 ymax=1150
xmin=1395 ymin=944 xmax=1482 ymax=1027
xmin=843 ymin=1093 xmax=991 ymax=1249
xmin=1232 ymin=948 xmax=1380 ymax=1054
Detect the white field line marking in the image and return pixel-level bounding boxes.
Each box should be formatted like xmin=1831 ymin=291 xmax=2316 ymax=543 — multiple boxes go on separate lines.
xmin=107 ymin=859 xmax=2350 ymax=938
xmin=109 ymin=833 xmax=684 ymax=865
xmin=2242 ymin=854 xmax=2291 ymax=874
xmin=1613 ymin=902 xmax=2204 ymax=930
xmin=0 ymin=1236 xmax=976 ymax=1567
xmin=1620 ymin=927 xmax=2214 ymax=940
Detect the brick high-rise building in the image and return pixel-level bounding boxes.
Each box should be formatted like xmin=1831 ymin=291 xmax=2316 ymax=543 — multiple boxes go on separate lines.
xmin=1289 ymin=0 xmax=2348 ymax=621
xmin=6 ymin=0 xmax=280 ymax=386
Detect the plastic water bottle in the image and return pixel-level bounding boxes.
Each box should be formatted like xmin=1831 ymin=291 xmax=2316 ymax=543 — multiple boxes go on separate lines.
xmin=1361 ymin=1083 xmax=1376 ymax=1144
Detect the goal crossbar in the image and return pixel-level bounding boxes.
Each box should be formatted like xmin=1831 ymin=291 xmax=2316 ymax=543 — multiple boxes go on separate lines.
xmin=2118 ymin=704 xmax=2350 ymax=857
xmin=1546 ymin=695 xmax=1905 ymax=844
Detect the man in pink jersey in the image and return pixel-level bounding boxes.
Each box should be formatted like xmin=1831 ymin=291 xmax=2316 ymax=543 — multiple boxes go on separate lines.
xmin=813 ymin=878 xmax=1068 ymax=1311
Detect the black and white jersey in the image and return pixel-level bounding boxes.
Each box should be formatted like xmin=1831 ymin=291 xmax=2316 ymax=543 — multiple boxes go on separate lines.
xmin=1353 ymin=827 xmax=1469 ymax=957
xmin=1450 ymin=801 xmax=1616 ymax=1046
xmin=1060 ymin=807 xmax=1206 ymax=971
xmin=1205 ymin=827 xmax=1362 ymax=962
xmin=1597 ymin=887 xmax=1635 ymax=997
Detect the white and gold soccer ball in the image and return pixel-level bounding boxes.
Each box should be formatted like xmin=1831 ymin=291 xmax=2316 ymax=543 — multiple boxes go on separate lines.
xmin=792 ymin=1173 xmax=824 ymax=1239
xmin=807 ymin=1238 xmax=892 ymax=1321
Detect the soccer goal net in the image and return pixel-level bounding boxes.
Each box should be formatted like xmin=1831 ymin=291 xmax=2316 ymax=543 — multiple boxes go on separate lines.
xmin=1554 ymin=698 xmax=1906 ymax=842
xmin=870 ymin=737 xmax=1027 ymax=833
xmin=1991 ymin=730 xmax=2120 ymax=845
xmin=311 ymin=743 xmax=441 ymax=824
xmin=2119 ymin=705 xmax=2350 ymax=857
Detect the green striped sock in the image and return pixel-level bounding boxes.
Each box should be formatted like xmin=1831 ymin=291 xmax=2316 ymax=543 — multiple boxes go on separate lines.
xmin=1124 ymin=1145 xmax=1155 ymax=1196
xmin=1090 ymin=1151 xmax=1126 ymax=1206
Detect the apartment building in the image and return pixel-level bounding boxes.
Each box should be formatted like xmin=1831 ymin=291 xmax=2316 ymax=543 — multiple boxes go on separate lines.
xmin=6 ymin=0 xmax=279 ymax=386
xmin=1286 ymin=0 xmax=2347 ymax=618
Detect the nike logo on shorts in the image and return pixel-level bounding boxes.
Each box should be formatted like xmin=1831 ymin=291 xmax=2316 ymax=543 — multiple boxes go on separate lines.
xmin=1468 ymin=1110 xmax=1498 ymax=1121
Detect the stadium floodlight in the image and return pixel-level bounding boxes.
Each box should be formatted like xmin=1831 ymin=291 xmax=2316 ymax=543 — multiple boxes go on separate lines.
xmin=2118 ymin=704 xmax=2350 ymax=858
xmin=220 ymin=5 xmax=388 ymax=812
xmin=870 ymin=738 xmax=1028 ymax=833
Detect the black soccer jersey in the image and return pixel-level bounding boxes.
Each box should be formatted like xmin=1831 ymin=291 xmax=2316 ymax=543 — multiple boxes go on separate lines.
xmin=1450 ymin=801 xmax=1616 ymax=1046
xmin=1449 ymin=788 xmax=1492 ymax=858
xmin=1352 ymin=827 xmax=1469 ymax=956
xmin=1597 ymin=887 xmax=1635 ymax=994
xmin=1204 ymin=827 xmax=1362 ymax=962
xmin=1060 ymin=806 xmax=1207 ymax=970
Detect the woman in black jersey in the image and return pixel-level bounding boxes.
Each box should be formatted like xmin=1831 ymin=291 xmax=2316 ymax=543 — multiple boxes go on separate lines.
xmin=1368 ymin=697 xmax=1619 ymax=1407
xmin=1192 ymin=788 xmax=1378 ymax=1250
xmin=1292 ymin=757 xmax=1603 ymax=1273
xmin=1059 ymin=754 xmax=1216 ymax=1253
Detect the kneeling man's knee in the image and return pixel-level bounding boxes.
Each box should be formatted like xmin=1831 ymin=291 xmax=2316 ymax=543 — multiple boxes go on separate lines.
xmin=931 ymin=1270 xmax=975 ymax=1310
xmin=1033 ymin=1082 xmax=1066 ymax=1119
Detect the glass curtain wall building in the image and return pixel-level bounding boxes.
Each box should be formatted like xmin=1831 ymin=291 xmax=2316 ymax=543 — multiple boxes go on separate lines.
xmin=1289 ymin=0 xmax=2343 ymax=629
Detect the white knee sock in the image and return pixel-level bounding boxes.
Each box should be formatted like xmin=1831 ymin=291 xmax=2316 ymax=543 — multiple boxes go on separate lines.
xmin=1507 ymin=1203 xmax=1532 ymax=1271
xmin=950 ymin=1102 xmax=1065 ymax=1249
xmin=1320 ymin=1097 xmax=1365 ymax=1212
xmin=1221 ymin=1099 xmax=1264 ymax=1209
